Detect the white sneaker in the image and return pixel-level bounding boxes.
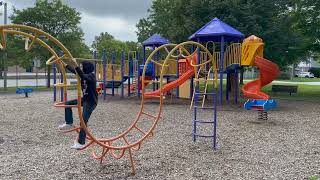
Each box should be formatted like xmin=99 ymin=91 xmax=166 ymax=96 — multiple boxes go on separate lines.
xmin=71 ymin=142 xmax=85 ymax=150
xmin=58 ymin=123 xmax=74 ymax=130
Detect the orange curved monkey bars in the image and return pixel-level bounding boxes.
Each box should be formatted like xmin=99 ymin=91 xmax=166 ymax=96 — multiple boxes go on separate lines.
xmin=0 ymin=24 xmax=217 ymax=175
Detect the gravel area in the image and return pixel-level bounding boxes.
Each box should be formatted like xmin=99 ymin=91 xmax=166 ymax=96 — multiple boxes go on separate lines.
xmin=0 ymin=91 xmax=319 ymax=179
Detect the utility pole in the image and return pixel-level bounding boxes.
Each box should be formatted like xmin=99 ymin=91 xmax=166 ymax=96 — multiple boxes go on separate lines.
xmin=0 ymin=1 xmax=7 ymax=90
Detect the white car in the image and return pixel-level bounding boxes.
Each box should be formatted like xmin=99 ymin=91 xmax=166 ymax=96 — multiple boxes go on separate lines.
xmin=296 ymin=72 xmax=315 ymax=78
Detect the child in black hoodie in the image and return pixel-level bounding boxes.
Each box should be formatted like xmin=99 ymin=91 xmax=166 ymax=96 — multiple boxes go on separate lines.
xmin=58 ymin=60 xmax=98 ymax=150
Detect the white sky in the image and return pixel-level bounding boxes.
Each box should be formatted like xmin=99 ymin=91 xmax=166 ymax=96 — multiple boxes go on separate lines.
xmin=1 ymin=0 xmax=153 ymax=45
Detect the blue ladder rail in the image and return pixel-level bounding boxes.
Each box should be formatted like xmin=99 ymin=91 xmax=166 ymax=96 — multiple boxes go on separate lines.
xmin=193 ymin=91 xmax=218 ymax=149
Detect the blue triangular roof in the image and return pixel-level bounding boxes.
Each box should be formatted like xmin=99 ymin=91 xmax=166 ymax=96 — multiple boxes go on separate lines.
xmin=142 ymin=34 xmax=171 ymax=47
xmin=188 ymin=17 xmax=245 ymax=42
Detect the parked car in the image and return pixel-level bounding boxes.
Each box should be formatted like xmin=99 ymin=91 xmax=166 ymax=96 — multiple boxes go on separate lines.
xmin=295 ymin=72 xmax=315 ymax=78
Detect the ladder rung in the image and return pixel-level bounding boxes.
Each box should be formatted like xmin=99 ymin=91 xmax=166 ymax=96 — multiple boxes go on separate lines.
xmin=192 ymin=133 xmax=215 ymax=138
xmin=54 ymin=102 xmax=79 ymax=108
xmin=194 ymin=120 xmax=215 ymax=124
xmin=193 ymin=79 xmax=206 ymax=82
xmin=122 ymin=136 xmax=130 ymax=145
xmin=194 ymin=95 xmax=204 ymax=98
xmin=195 ymin=92 xmax=216 ymax=95
xmin=54 ymin=83 xmax=78 ymax=88
xmin=194 ymin=106 xmax=216 ymax=110
xmin=141 ymin=111 xmax=158 ymax=119
xmin=134 ymin=125 xmax=146 ymax=135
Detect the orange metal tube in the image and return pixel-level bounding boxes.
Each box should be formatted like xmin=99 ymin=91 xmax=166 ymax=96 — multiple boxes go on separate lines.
xmin=0 ymin=24 xmax=219 ymax=175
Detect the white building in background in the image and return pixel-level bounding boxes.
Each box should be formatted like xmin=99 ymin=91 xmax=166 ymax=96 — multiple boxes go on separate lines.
xmin=7 ymin=58 xmax=45 ymax=74
xmin=296 ymin=57 xmax=320 ymax=73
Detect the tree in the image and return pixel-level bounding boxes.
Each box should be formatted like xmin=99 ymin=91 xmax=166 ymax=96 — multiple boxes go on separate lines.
xmin=136 ymin=0 xmax=317 ymax=69
xmin=92 ymin=32 xmax=138 ymax=62
xmin=136 ymin=18 xmax=154 ymax=43
xmin=290 ymin=0 xmax=320 ymax=60
xmin=8 ymin=0 xmax=90 ymax=87
xmin=92 ymin=32 xmax=114 ymax=50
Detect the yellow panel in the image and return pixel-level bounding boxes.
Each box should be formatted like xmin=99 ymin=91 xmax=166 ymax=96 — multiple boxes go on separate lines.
xmin=224 ymin=43 xmax=241 ymax=69
xmin=241 ymin=35 xmax=264 ymax=66
xmin=95 ymin=63 xmax=104 ymax=80
xmin=124 ymin=60 xmax=129 ymax=76
xmin=105 ymin=64 xmax=122 ymax=81
xmin=155 ymin=59 xmax=177 ymax=76
xmin=179 ymin=79 xmax=191 ymax=99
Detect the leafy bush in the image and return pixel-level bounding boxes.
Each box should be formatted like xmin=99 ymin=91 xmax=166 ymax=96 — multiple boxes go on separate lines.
xmin=308 ymin=175 xmax=319 ymax=180
xmin=309 ymin=68 xmax=320 ymax=78
xmin=277 ymin=72 xmax=291 ymax=80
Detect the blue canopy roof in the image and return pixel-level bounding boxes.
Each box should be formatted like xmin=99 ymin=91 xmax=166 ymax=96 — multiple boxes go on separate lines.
xmin=142 ymin=34 xmax=171 ymax=47
xmin=188 ymin=17 xmax=245 ymax=42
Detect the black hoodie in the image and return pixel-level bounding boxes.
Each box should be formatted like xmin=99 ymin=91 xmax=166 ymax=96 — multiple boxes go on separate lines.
xmin=66 ymin=61 xmax=98 ymax=105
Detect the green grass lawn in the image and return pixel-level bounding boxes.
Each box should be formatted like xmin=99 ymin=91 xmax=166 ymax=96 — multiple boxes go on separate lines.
xmin=244 ymin=77 xmax=320 ymax=82
xmin=309 ymin=175 xmax=320 ymax=180
xmin=260 ymin=84 xmax=320 ymax=101
xmin=0 ymin=86 xmax=53 ymax=93
xmin=202 ymin=82 xmax=320 ymax=102
xmin=2 ymin=80 xmax=320 ymax=102
xmin=279 ymin=77 xmax=320 ymax=82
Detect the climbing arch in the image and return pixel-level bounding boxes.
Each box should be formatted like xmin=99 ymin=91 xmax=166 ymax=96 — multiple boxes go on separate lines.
xmin=0 ymin=24 xmax=217 ymax=175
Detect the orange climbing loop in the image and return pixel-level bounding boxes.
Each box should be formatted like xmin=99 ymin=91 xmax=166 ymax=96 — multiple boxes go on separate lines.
xmin=0 ymin=24 xmax=215 ymax=175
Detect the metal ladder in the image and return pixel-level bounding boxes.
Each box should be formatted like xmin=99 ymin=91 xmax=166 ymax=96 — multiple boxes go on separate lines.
xmin=192 ymin=89 xmax=218 ymax=149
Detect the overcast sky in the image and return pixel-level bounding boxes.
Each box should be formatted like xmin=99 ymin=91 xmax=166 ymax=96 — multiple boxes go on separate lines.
xmin=1 ymin=0 xmax=153 ymax=45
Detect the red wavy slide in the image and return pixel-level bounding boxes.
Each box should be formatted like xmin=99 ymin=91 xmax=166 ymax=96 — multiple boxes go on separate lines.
xmin=144 ymin=69 xmax=195 ymax=98
xmin=242 ymin=56 xmax=280 ymax=100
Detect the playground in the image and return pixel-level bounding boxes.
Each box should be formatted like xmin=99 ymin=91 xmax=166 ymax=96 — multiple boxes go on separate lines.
xmin=1 ymin=92 xmax=320 ymax=179
xmin=0 ymin=1 xmax=320 ymax=178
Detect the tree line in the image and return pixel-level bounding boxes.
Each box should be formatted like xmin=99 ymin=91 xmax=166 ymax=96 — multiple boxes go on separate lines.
xmin=1 ymin=0 xmax=319 ymax=84
xmin=0 ymin=0 xmax=138 ymax=86
xmin=136 ymin=0 xmax=320 ymax=70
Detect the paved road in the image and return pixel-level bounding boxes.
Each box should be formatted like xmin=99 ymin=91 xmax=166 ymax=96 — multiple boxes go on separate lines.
xmin=0 ymin=78 xmax=134 ymax=88
xmin=272 ymin=80 xmax=320 ymax=85
xmin=0 ymin=79 xmax=76 ymax=88
xmin=244 ymin=80 xmax=320 ymax=86
xmin=2 ymin=78 xmax=320 ymax=88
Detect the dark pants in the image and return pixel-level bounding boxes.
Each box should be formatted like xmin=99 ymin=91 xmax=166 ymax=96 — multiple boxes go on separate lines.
xmin=65 ymin=99 xmax=97 ymax=144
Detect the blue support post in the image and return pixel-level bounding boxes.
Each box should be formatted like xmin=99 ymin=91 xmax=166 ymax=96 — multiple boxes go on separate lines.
xmin=143 ymin=45 xmax=146 ymax=64
xmin=137 ymin=50 xmax=141 ymax=97
xmin=196 ymin=43 xmax=201 ymax=96
xmin=234 ymin=70 xmax=238 ymax=104
xmin=226 ymin=73 xmax=230 ymax=101
xmin=128 ymin=52 xmax=131 ymax=96
xmin=103 ymin=49 xmax=107 ymax=100
xmin=60 ymin=71 xmax=63 ymax=102
xmin=213 ymin=92 xmax=217 ymax=149
xmin=59 ymin=51 xmax=64 ymax=102
xmin=53 ymin=64 xmax=56 ymax=102
xmin=156 ymin=49 xmax=160 ymax=90
xmin=193 ymin=92 xmax=198 ymax=142
xmin=112 ymin=50 xmax=115 ymax=96
xmin=190 ymin=46 xmax=194 ymax=99
xmin=176 ymin=50 xmax=179 ymax=98
xmin=152 ymin=45 xmax=156 ymax=91
xmin=219 ymin=36 xmax=225 ymax=105
xmin=93 ymin=50 xmax=97 ymax=74
xmin=193 ymin=46 xmax=201 ymax=142
xmin=121 ymin=50 xmax=124 ymax=98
